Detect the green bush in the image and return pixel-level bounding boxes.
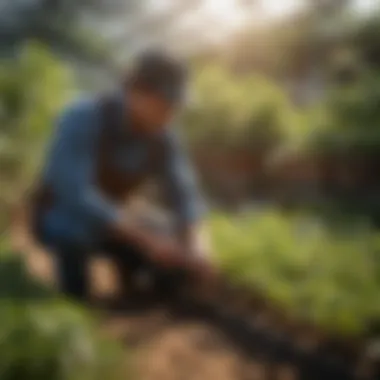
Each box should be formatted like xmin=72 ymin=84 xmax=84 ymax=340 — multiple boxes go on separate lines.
xmin=0 ymin=244 xmax=126 ymax=380
xmin=184 ymin=64 xmax=304 ymax=150
xmin=0 ymin=42 xmax=73 ymax=218
xmin=306 ymin=69 xmax=380 ymax=155
xmin=210 ymin=210 xmax=380 ymax=335
xmin=0 ymin=301 xmax=126 ymax=380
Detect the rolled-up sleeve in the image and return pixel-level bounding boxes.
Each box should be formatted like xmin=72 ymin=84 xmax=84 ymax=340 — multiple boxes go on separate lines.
xmin=43 ymin=101 xmax=122 ymax=228
xmin=159 ymin=131 xmax=207 ymax=226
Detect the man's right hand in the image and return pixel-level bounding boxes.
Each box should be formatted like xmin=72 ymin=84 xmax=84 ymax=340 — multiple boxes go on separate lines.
xmin=111 ymin=218 xmax=219 ymax=276
xmin=143 ymin=236 xmax=186 ymax=268
xmin=111 ymin=218 xmax=185 ymax=267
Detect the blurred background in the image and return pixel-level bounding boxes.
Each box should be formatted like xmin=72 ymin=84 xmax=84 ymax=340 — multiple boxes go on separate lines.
xmin=1 ymin=1 xmax=380 ymax=379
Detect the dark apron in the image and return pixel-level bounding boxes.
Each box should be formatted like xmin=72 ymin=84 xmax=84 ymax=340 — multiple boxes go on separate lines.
xmin=29 ymin=94 xmax=165 ymax=244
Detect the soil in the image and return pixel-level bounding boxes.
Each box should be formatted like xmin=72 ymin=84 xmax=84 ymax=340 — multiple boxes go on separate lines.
xmin=11 ymin=227 xmax=378 ymax=380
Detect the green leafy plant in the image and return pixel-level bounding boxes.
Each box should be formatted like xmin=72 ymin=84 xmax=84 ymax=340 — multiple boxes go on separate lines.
xmin=210 ymin=211 xmax=380 ymax=335
xmin=0 ymin=245 xmax=126 ymax=380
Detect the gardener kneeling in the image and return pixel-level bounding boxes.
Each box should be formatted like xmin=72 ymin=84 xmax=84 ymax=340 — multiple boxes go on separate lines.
xmin=27 ymin=50 xmax=215 ymax=302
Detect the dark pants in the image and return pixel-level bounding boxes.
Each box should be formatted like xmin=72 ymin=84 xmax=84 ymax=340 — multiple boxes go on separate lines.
xmin=33 ymin=210 xmax=188 ymax=302
xmin=53 ymin=239 xmax=138 ymax=300
xmin=51 ymin=238 xmax=187 ymax=302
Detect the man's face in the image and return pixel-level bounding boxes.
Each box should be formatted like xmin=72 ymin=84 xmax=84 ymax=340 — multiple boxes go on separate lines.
xmin=128 ymin=88 xmax=177 ymax=134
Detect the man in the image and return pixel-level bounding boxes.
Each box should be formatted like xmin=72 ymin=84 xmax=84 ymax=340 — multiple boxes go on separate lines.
xmin=30 ymin=50 xmax=214 ymax=302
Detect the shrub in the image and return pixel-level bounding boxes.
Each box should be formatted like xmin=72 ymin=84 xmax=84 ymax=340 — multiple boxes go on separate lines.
xmin=210 ymin=210 xmax=380 ymax=335
xmin=184 ymin=64 xmax=304 ymax=150
xmin=0 ymin=242 xmax=126 ymax=380
xmin=0 ymin=42 xmax=73 ymax=232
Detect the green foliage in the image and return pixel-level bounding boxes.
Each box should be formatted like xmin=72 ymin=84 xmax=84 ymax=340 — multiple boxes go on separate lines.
xmin=0 ymin=302 xmax=125 ymax=380
xmin=185 ymin=64 xmax=304 ymax=149
xmin=352 ymin=14 xmax=380 ymax=69
xmin=0 ymin=42 xmax=73 ymax=208
xmin=0 ymin=40 xmax=125 ymax=376
xmin=0 ymin=0 xmax=140 ymax=63
xmin=309 ymin=71 xmax=380 ymax=153
xmin=210 ymin=211 xmax=380 ymax=335
xmin=0 ymin=254 xmax=54 ymax=300
xmin=0 ymin=246 xmax=126 ymax=380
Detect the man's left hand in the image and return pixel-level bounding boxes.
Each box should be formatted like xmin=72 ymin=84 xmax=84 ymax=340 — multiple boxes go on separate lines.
xmin=183 ymin=247 xmax=219 ymax=291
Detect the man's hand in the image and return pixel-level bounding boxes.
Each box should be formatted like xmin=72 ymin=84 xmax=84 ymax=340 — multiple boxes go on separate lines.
xmin=111 ymin=217 xmax=184 ymax=266
xmin=183 ymin=254 xmax=220 ymax=301
xmin=144 ymin=232 xmax=219 ymax=286
xmin=111 ymin=217 xmax=219 ymax=284
xmin=179 ymin=223 xmax=216 ymax=274
xmin=143 ymin=236 xmax=185 ymax=268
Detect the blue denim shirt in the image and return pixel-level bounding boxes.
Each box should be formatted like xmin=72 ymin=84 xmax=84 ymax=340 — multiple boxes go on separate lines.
xmin=40 ymin=95 xmax=205 ymax=247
